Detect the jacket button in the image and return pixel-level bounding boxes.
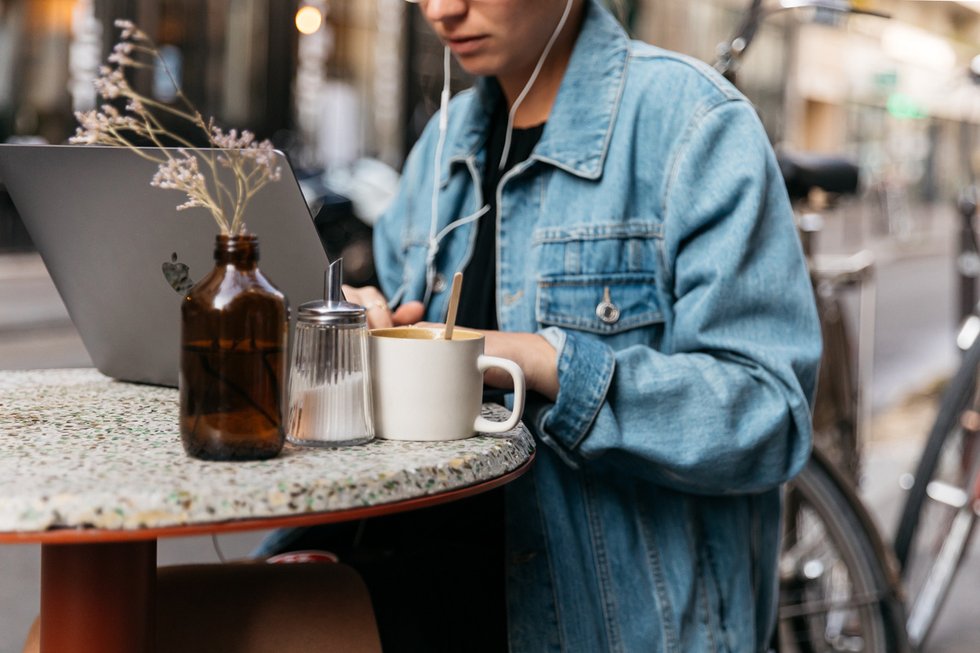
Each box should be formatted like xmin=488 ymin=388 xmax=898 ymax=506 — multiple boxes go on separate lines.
xmin=433 ymin=273 xmax=448 ymax=293
xmin=596 ymin=286 xmax=621 ymax=324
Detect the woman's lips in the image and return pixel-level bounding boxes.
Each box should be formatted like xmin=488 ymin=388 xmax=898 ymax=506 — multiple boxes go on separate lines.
xmin=446 ymin=35 xmax=488 ymax=56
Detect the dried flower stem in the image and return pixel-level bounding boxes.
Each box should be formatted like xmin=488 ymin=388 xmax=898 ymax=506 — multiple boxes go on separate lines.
xmin=70 ymin=19 xmax=281 ymax=235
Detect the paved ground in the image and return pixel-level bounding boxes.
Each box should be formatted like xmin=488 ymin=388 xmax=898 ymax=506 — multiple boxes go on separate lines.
xmin=0 ymin=254 xmax=91 ymax=370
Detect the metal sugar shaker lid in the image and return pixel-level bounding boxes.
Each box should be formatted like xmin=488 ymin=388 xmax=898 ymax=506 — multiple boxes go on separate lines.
xmin=297 ymin=259 xmax=366 ymax=326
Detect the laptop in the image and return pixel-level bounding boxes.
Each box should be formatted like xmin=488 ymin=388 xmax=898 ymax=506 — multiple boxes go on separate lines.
xmin=0 ymin=144 xmax=330 ymax=387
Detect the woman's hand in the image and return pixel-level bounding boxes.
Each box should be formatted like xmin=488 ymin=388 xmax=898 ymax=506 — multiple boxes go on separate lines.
xmin=341 ymin=285 xmax=425 ymax=329
xmin=418 ymin=323 xmax=559 ymax=401
xmin=484 ymin=331 xmax=559 ymax=401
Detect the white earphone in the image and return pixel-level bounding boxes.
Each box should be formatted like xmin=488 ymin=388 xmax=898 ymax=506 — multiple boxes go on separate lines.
xmin=415 ymin=0 xmax=576 ymax=306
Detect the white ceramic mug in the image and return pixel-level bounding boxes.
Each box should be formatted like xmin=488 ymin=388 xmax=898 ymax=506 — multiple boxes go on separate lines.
xmin=369 ymin=327 xmax=526 ymax=441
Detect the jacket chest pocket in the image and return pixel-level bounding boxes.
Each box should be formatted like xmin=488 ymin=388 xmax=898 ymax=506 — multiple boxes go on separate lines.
xmin=533 ymin=223 xmax=665 ymax=337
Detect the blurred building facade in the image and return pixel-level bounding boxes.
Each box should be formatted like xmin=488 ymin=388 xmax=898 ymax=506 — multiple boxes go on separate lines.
xmin=639 ymin=0 xmax=980 ymax=242
xmin=1 ymin=0 xmax=979 ymax=253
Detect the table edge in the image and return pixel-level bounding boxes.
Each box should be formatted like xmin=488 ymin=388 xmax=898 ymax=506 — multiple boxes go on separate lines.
xmin=0 ymin=454 xmax=534 ymax=544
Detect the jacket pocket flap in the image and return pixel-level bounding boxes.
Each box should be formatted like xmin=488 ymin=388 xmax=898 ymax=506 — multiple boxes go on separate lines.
xmin=537 ymin=273 xmax=663 ymax=335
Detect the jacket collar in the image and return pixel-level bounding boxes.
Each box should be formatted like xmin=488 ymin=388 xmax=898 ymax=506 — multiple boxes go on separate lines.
xmin=443 ymin=0 xmax=629 ymax=183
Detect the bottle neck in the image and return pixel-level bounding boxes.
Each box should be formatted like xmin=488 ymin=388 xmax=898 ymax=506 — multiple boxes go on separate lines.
xmin=214 ymin=234 xmax=259 ymax=268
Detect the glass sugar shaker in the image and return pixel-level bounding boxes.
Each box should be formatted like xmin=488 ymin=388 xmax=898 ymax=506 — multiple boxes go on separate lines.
xmin=286 ymin=259 xmax=374 ymax=447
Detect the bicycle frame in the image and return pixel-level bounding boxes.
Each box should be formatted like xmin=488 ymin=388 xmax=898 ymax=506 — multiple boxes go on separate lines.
xmin=902 ymin=126 xmax=980 ymax=646
xmin=810 ymin=246 xmax=876 ymax=477
xmin=904 ymin=413 xmax=980 ymax=647
xmin=956 ymin=188 xmax=980 ymax=327
xmin=714 ymin=0 xmax=888 ymax=84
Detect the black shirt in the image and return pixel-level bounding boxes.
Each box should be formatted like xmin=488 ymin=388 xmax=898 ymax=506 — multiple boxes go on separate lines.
xmin=289 ymin=99 xmax=548 ymax=653
xmin=455 ymin=100 xmax=546 ymax=331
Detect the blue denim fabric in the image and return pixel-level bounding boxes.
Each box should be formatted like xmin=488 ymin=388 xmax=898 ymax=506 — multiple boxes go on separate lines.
xmin=373 ymin=2 xmax=820 ymax=650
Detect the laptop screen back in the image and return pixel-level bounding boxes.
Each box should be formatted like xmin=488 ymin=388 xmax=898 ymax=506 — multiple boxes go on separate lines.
xmin=0 ymin=144 xmax=330 ymax=387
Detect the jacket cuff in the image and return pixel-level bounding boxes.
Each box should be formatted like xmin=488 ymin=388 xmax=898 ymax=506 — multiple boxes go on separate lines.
xmin=534 ymin=327 xmax=616 ymax=466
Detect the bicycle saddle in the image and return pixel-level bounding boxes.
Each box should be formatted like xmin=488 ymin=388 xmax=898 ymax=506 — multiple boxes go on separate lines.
xmin=777 ymin=151 xmax=860 ymax=200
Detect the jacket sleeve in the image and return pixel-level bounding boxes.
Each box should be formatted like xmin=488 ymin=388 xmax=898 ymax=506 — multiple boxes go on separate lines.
xmin=533 ymin=98 xmax=821 ymax=495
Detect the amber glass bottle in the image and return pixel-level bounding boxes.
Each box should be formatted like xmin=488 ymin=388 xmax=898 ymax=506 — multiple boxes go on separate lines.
xmin=179 ymin=234 xmax=288 ymax=460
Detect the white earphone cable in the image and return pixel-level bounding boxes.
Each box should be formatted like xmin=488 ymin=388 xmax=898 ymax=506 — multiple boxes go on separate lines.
xmin=424 ymin=47 xmax=454 ymax=305
xmin=498 ymin=0 xmax=574 ymax=170
xmin=421 ymin=0 xmax=575 ymax=304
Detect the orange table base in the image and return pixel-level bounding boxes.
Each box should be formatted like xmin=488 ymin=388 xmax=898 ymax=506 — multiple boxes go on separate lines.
xmin=41 ymin=541 xmax=156 ymax=653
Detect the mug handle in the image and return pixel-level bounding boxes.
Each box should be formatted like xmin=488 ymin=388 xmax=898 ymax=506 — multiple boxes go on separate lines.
xmin=474 ymin=355 xmax=526 ymax=434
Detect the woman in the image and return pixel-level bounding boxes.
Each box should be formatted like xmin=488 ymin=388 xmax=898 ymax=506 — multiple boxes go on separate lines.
xmin=343 ymin=0 xmax=820 ymax=649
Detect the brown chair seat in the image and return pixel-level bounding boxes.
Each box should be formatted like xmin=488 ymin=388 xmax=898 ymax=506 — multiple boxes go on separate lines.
xmin=22 ymin=561 xmax=382 ymax=653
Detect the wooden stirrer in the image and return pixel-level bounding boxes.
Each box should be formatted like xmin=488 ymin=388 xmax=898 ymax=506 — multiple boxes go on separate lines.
xmin=443 ymin=272 xmax=463 ymax=340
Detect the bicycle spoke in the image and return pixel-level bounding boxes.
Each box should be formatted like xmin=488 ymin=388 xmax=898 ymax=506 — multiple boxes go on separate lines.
xmin=781 ymin=529 xmax=827 ymax=577
xmin=780 ymin=592 xmax=887 ymax=620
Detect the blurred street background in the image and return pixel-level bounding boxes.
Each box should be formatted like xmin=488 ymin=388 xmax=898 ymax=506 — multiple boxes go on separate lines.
xmin=1 ymin=0 xmax=980 ymax=651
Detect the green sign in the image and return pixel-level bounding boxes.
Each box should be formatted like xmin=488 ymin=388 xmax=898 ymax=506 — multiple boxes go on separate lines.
xmin=887 ymin=93 xmax=927 ymax=120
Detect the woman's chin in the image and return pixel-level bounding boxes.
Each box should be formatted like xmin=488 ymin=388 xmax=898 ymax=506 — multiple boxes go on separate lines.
xmin=453 ymin=59 xmax=495 ymax=78
xmin=449 ymin=52 xmax=509 ymax=79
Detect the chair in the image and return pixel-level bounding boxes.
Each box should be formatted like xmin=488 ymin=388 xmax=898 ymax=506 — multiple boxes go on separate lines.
xmin=22 ymin=561 xmax=382 ymax=653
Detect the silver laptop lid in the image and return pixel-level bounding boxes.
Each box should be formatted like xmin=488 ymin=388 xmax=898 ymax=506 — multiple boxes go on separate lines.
xmin=0 ymin=144 xmax=330 ymax=387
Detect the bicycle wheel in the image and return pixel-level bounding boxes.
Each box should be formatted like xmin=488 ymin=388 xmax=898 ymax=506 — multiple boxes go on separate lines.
xmin=778 ymin=456 xmax=908 ymax=653
xmin=892 ymin=335 xmax=980 ymax=647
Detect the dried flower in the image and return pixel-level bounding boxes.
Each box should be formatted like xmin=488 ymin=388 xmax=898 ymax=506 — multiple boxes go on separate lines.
xmin=70 ymin=20 xmax=281 ymax=235
xmin=113 ymin=19 xmax=148 ymax=44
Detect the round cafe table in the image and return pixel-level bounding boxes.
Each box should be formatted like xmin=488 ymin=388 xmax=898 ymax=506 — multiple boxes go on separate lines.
xmin=0 ymin=369 xmax=534 ymax=653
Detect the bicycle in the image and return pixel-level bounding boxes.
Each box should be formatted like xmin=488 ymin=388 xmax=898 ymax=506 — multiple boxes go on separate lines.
xmin=718 ymin=1 xmax=980 ymax=649
xmin=780 ymin=144 xmax=980 ymax=652
xmin=775 ymin=152 xmax=909 ymax=653
xmin=716 ymin=3 xmax=910 ymax=651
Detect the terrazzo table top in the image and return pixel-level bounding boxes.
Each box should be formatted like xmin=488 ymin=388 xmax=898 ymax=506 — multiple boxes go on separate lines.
xmin=0 ymin=368 xmax=533 ymax=534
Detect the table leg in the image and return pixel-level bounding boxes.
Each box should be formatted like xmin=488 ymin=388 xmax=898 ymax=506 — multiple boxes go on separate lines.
xmin=40 ymin=540 xmax=156 ymax=653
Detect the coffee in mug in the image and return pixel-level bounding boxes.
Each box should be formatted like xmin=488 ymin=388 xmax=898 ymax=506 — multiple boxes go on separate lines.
xmin=369 ymin=327 xmax=525 ymax=441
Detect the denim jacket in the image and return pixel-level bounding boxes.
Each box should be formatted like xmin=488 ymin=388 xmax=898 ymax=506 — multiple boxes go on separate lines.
xmin=373 ymin=2 xmax=820 ymax=650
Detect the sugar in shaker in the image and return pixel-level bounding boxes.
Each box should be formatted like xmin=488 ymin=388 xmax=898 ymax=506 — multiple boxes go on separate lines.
xmin=286 ymin=259 xmax=374 ymax=447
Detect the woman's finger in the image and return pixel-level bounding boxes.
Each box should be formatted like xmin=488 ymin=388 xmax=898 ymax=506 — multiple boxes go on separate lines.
xmin=342 ymin=285 xmax=394 ymax=328
xmin=393 ymin=301 xmax=426 ymax=326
